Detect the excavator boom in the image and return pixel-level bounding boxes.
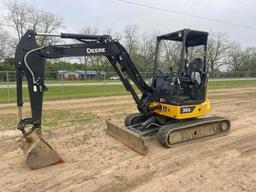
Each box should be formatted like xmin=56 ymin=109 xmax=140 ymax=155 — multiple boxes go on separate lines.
xmin=15 ymin=30 xmax=153 ymax=169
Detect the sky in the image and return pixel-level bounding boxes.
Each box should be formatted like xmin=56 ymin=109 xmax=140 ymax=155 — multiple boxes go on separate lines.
xmin=1 ymin=0 xmax=256 ymax=47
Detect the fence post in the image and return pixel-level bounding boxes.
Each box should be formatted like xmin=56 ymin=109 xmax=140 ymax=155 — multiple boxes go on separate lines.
xmin=61 ymin=74 xmax=64 ymax=99
xmin=6 ymin=71 xmax=10 ymax=103
xmin=103 ymin=73 xmax=106 ymax=97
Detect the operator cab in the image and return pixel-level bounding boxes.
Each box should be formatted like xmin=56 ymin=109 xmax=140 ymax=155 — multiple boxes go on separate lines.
xmin=152 ymin=29 xmax=208 ymax=105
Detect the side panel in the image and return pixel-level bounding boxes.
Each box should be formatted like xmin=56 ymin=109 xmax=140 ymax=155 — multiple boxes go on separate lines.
xmin=149 ymin=99 xmax=211 ymax=119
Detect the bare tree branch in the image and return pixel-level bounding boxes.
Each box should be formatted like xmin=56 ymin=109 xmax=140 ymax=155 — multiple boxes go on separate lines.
xmin=0 ymin=29 xmax=12 ymax=61
xmin=3 ymin=0 xmax=64 ymax=45
xmin=207 ymin=32 xmax=231 ymax=75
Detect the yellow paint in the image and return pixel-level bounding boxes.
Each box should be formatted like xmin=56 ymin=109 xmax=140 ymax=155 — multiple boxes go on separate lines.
xmin=149 ymin=99 xmax=211 ymax=119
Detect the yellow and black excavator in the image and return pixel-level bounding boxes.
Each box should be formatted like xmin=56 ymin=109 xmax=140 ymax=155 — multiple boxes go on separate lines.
xmin=15 ymin=29 xmax=230 ymax=169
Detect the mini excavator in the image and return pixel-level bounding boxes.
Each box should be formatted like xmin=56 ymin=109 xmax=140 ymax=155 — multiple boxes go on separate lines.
xmin=15 ymin=29 xmax=230 ymax=169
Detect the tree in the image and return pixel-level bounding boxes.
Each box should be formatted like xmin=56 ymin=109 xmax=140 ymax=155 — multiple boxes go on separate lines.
xmin=123 ymin=25 xmax=139 ymax=58
xmin=226 ymin=43 xmax=245 ymax=71
xmin=161 ymin=41 xmax=181 ymax=71
xmin=0 ymin=58 xmax=15 ymax=71
xmin=241 ymin=47 xmax=256 ymax=71
xmin=137 ymin=33 xmax=156 ymax=72
xmin=104 ymin=28 xmax=122 ymax=41
xmin=226 ymin=43 xmax=256 ymax=72
xmin=3 ymin=0 xmax=32 ymax=40
xmin=123 ymin=25 xmax=148 ymax=73
xmin=35 ymin=11 xmax=64 ymax=46
xmin=207 ymin=32 xmax=231 ymax=76
xmin=3 ymin=0 xmax=64 ymax=45
xmin=0 ymin=30 xmax=10 ymax=61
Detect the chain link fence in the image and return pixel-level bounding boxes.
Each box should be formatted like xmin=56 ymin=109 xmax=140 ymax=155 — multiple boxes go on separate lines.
xmin=0 ymin=71 xmax=256 ymax=103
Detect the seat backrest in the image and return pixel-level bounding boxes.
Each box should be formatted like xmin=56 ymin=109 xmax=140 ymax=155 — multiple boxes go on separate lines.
xmin=184 ymin=58 xmax=207 ymax=100
xmin=187 ymin=58 xmax=203 ymax=75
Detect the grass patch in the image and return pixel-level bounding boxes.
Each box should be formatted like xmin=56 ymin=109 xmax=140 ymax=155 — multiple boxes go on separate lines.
xmin=0 ymin=79 xmax=255 ymax=103
xmin=0 ymin=84 xmax=128 ymax=102
xmin=0 ymin=114 xmax=17 ymax=130
xmin=0 ymin=79 xmax=119 ymax=85
xmin=208 ymin=80 xmax=256 ymax=89
xmin=0 ymin=110 xmax=97 ymax=131
xmin=42 ymin=109 xmax=97 ymax=130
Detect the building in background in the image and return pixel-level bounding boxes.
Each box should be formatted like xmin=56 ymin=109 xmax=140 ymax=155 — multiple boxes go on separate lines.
xmin=57 ymin=70 xmax=105 ymax=80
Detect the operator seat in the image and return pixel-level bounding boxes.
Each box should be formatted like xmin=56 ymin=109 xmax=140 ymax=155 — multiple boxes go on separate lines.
xmin=188 ymin=58 xmax=203 ymax=84
xmin=181 ymin=58 xmax=205 ymax=101
xmin=187 ymin=58 xmax=207 ymax=100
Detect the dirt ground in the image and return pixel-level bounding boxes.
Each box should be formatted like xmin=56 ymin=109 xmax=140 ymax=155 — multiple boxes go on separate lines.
xmin=0 ymin=87 xmax=256 ymax=192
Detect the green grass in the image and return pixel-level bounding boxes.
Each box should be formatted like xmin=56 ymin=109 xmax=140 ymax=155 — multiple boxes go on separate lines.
xmin=43 ymin=110 xmax=96 ymax=130
xmin=0 ymin=109 xmax=96 ymax=131
xmin=0 ymin=84 xmax=128 ymax=102
xmin=0 ymin=79 xmax=119 ymax=85
xmin=0 ymin=79 xmax=255 ymax=103
xmin=208 ymin=80 xmax=256 ymax=89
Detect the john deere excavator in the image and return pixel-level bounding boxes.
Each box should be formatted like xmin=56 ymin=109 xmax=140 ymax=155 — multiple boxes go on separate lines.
xmin=15 ymin=29 xmax=230 ymax=169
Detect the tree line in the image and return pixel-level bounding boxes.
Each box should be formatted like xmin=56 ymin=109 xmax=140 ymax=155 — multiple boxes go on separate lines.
xmin=0 ymin=0 xmax=255 ymax=76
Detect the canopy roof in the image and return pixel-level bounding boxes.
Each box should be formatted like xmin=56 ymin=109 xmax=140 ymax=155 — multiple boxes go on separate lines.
xmin=157 ymin=29 xmax=208 ymax=46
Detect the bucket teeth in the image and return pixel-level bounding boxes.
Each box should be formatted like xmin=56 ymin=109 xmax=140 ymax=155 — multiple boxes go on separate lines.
xmin=19 ymin=130 xmax=64 ymax=170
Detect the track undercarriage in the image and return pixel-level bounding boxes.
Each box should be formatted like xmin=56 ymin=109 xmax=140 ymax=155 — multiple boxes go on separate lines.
xmin=106 ymin=113 xmax=230 ymax=155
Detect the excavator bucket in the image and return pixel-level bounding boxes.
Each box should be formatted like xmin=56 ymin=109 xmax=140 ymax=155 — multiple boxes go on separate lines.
xmin=19 ymin=130 xmax=64 ymax=170
xmin=106 ymin=120 xmax=149 ymax=155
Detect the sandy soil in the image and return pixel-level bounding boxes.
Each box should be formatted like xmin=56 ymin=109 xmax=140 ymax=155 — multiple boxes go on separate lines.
xmin=0 ymin=87 xmax=256 ymax=192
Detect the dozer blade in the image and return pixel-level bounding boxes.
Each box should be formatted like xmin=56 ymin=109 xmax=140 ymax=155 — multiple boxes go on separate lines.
xmin=106 ymin=120 xmax=149 ymax=155
xmin=19 ymin=130 xmax=64 ymax=170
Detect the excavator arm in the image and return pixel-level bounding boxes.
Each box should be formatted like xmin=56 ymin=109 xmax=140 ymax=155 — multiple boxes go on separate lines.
xmin=15 ymin=30 xmax=153 ymax=136
xmin=15 ymin=30 xmax=155 ymax=169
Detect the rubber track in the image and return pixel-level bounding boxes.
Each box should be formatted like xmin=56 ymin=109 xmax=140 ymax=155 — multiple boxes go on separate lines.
xmin=158 ymin=116 xmax=231 ymax=148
